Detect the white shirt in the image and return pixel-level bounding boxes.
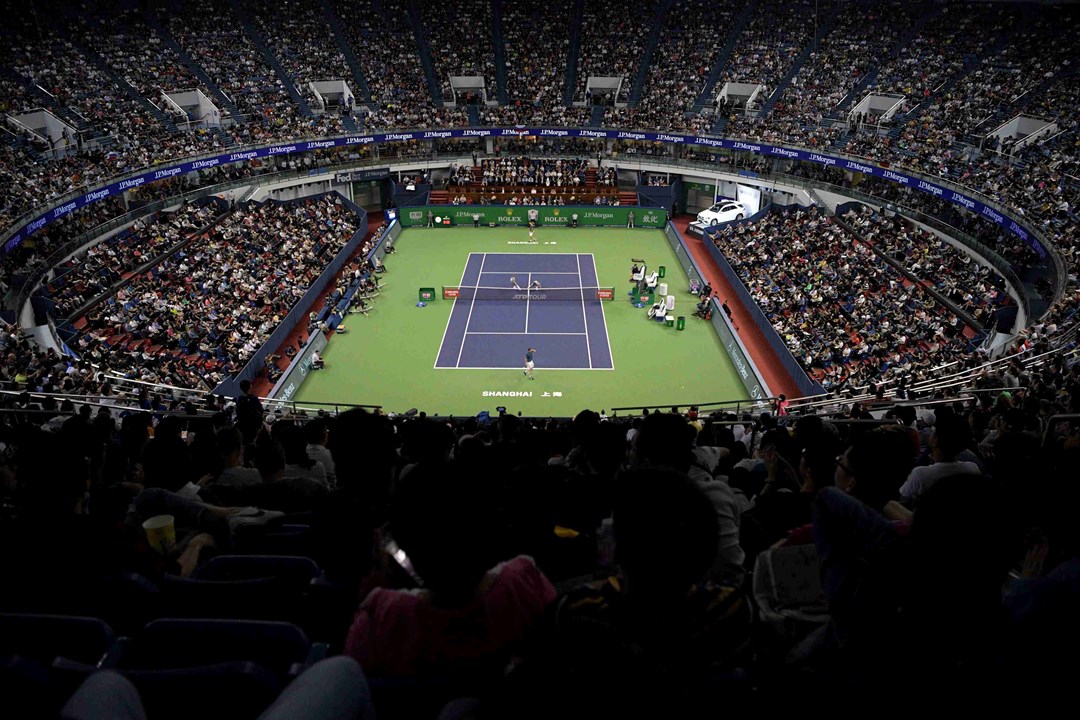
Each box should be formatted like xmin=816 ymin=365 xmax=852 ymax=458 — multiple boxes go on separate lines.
xmin=900 ymin=461 xmax=981 ymax=502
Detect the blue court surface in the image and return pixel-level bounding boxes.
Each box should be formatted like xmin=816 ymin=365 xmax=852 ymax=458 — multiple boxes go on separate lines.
xmin=435 ymin=253 xmax=614 ymax=370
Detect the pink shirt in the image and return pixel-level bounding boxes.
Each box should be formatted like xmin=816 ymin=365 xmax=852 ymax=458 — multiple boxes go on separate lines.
xmin=344 ymin=555 xmax=556 ymax=677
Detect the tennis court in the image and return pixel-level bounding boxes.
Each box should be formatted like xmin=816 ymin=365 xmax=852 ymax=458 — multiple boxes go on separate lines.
xmin=292 ymin=226 xmax=749 ymax=416
xmin=435 ymin=253 xmax=614 ymax=369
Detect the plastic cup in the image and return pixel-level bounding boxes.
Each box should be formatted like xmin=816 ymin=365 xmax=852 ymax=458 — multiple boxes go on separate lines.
xmin=142 ymin=514 xmax=176 ymax=554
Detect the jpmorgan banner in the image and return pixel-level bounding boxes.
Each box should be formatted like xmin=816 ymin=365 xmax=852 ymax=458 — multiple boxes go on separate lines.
xmin=398 ymin=205 xmax=666 ymax=228
xmin=3 ymin=128 xmax=1045 ymax=261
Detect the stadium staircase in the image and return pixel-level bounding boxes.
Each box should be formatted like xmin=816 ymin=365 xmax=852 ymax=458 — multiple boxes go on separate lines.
xmin=0 ymin=67 xmax=100 ymax=142
xmin=340 ymin=114 xmax=358 ymax=132
xmin=893 ymin=11 xmax=1032 ymax=127
xmin=143 ymin=10 xmax=244 ymax=122
xmin=828 ymin=4 xmax=944 ymax=121
xmin=318 ymin=0 xmax=375 ymax=105
xmin=225 ymin=0 xmax=313 ymax=116
xmin=619 ymin=190 xmax=639 ymax=206
xmin=756 ymin=11 xmax=839 ymax=117
xmin=562 ymin=0 xmax=585 ymax=106
xmin=406 ymin=1 xmax=445 ymax=104
xmin=963 ymin=65 xmax=1077 ymax=148
xmin=66 ymin=39 xmax=180 ymax=133
xmin=491 ymin=0 xmax=510 ymax=105
xmin=429 ymin=189 xmax=450 ymax=203
xmin=589 ymin=105 xmax=606 ymax=127
xmin=689 ymin=0 xmax=760 ymax=114
xmin=627 ymin=0 xmax=674 ymax=106
xmin=466 ymin=105 xmax=482 ymax=126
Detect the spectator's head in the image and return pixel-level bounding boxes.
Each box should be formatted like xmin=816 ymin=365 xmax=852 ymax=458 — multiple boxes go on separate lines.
xmin=216 ymin=427 xmax=245 ymax=468
xmin=253 ymin=434 xmax=286 ymax=482
xmin=304 ymin=418 xmax=329 ymax=447
xmin=630 ymin=412 xmax=696 ymax=471
xmin=930 ymin=414 xmax=972 ymax=462
xmin=390 ymin=460 xmax=498 ymax=607
xmin=836 ymin=426 xmax=915 ymax=509
xmin=271 ymin=420 xmax=314 ymax=469
xmin=238 ymin=379 xmax=252 ymax=396
xmin=613 ymin=467 xmax=719 ymax=602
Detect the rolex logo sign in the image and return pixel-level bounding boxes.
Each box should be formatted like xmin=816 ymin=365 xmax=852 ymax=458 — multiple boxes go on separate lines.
xmin=553 ymin=209 xmax=560 ymax=216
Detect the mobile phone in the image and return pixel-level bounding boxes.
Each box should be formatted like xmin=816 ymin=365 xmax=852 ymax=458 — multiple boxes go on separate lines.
xmin=382 ymin=533 xmax=424 ymax=587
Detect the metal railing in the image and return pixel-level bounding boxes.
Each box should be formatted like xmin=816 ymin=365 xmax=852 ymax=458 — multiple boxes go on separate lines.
xmin=1 ymin=126 xmax=1065 ymax=296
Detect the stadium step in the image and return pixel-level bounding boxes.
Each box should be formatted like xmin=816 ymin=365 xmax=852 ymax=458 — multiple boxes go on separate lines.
xmin=430 ymin=190 xmax=450 ymax=203
xmin=317 ymin=0 xmax=375 ymax=105
xmin=466 ymin=104 xmax=481 ymax=126
xmin=490 ymin=0 xmax=510 ymax=105
xmin=758 ymin=11 xmax=839 ymax=116
xmin=589 ymin=105 xmax=605 ymax=127
xmin=690 ymin=0 xmax=760 ymax=113
xmin=340 ymin=114 xmax=358 ymax=133
xmin=226 ymin=0 xmax=313 ymax=116
xmin=406 ymin=1 xmax=444 ymax=104
xmin=65 ymin=39 xmax=180 ymax=133
xmin=627 ymin=0 xmax=674 ymax=106
xmin=144 ymin=9 xmax=244 ymax=121
xmin=563 ymin=0 xmax=585 ymax=106
xmin=585 ymin=167 xmax=598 ymax=186
xmin=619 ymin=191 xmax=638 ymax=206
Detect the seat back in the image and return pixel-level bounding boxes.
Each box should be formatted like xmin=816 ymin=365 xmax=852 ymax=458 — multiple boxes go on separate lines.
xmin=124 ymin=619 xmax=312 ymax=678
xmin=195 ymin=555 xmax=321 ymax=585
xmin=0 ymin=614 xmax=114 ymax=665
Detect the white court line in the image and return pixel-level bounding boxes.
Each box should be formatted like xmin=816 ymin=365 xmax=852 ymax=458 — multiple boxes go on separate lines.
xmin=434 ymin=252 xmax=478 ymax=369
xmin=586 ymin=252 xmax=616 ymax=371
xmin=483 ymin=271 xmax=581 ymax=275
xmin=454 ymin=252 xmax=488 ymax=367
xmin=466 ymin=332 xmax=588 ymax=336
xmin=576 ymin=254 xmax=593 ymax=369
xmin=439 ymin=366 xmax=615 ymax=371
xmin=525 ymin=273 xmax=531 ymax=333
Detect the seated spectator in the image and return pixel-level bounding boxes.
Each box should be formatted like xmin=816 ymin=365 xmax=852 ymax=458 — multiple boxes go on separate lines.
xmin=899 ymin=414 xmax=981 ymax=503
xmin=343 ymin=460 xmax=555 ymax=678
xmin=493 ymin=468 xmax=751 ymax=717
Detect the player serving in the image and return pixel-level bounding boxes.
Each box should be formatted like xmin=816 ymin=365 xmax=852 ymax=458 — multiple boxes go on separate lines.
xmin=523 ymin=347 xmax=537 ymax=379
xmin=528 ymin=218 xmax=536 ymax=241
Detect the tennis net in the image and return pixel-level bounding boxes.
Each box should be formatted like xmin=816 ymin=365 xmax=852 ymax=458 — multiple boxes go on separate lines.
xmin=443 ymin=285 xmax=615 ymax=301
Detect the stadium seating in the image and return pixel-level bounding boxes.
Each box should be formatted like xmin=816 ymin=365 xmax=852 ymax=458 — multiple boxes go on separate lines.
xmin=1 ymin=4 xmax=1079 ymax=711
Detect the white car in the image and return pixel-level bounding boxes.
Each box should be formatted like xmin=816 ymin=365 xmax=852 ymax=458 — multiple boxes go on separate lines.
xmin=697 ymin=200 xmax=746 ymax=225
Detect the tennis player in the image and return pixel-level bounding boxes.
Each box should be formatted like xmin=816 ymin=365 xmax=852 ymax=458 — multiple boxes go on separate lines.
xmin=510 ymin=276 xmax=521 ymax=289
xmin=528 ymin=219 xmax=536 ymax=241
xmin=529 ymin=279 xmax=542 ymax=290
xmin=523 ymin=347 xmax=537 ymax=379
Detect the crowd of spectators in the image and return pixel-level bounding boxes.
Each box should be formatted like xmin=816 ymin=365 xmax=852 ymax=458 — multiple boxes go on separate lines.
xmin=501 ymin=0 xmax=573 ymax=109
xmin=716 ymin=0 xmax=814 ymax=109
xmin=711 ymin=206 xmax=973 ymax=390
xmin=2 ymin=368 xmax=1079 ymax=714
xmin=329 ymin=0 xmax=429 ymax=109
xmin=737 ymin=1 xmax=909 ymax=145
xmin=608 ymin=0 xmax=740 ymax=134
xmin=478 ymin=157 xmax=588 ymax=187
xmin=160 ymin=0 xmax=345 ymax=145
xmin=841 ymin=204 xmax=1008 ymax=330
xmin=420 ymin=1 xmax=499 ymax=103
xmin=575 ymin=0 xmax=658 ymax=104
xmin=69 ymin=194 xmax=359 ymax=389
xmin=44 ymin=202 xmax=222 ymax=319
xmin=242 ymin=0 xmax=352 ymax=105
xmin=1 ymin=0 xmax=1078 ymax=407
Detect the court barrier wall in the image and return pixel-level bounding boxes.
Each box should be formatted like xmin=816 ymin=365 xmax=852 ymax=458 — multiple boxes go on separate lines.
xmin=398 ymin=205 xmax=667 ymax=228
xmin=663 ymin=222 xmax=771 ymax=402
xmin=700 ymin=206 xmax=827 ymax=397
xmin=214 ymin=191 xmax=367 ymax=397
xmin=269 ymin=331 xmax=329 ymax=401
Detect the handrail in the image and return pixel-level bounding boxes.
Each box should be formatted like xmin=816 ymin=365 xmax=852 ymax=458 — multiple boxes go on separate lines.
xmin=1 ymin=126 xmax=1064 ymax=288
